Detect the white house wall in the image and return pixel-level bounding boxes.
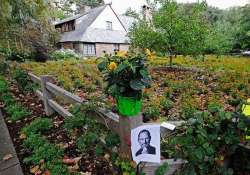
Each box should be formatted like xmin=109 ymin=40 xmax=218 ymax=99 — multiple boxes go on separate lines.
xmin=90 ymin=6 xmax=125 ymax=31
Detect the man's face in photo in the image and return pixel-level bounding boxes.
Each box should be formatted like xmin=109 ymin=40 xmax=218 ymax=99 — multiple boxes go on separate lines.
xmin=138 ymin=131 xmax=150 ymax=148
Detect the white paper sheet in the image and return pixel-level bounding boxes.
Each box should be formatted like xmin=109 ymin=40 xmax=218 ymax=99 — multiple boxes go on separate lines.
xmin=131 ymin=124 xmax=161 ymax=164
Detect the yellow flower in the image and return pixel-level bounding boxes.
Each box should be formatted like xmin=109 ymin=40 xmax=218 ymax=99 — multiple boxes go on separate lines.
xmin=145 ymin=48 xmax=151 ymax=56
xmin=108 ymin=62 xmax=117 ymax=71
xmin=116 ymin=50 xmax=127 ymax=58
xmin=145 ymin=49 xmax=156 ymax=61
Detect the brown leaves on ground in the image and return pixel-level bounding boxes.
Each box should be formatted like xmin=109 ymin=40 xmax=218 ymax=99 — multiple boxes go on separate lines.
xmin=3 ymin=153 xmax=13 ymax=161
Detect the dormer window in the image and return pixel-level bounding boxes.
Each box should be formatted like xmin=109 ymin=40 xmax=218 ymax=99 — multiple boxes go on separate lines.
xmin=55 ymin=20 xmax=75 ymax=33
xmin=106 ymin=21 xmax=112 ymax=30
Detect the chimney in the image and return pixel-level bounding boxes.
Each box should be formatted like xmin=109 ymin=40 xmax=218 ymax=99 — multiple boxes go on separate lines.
xmin=142 ymin=5 xmax=152 ymax=23
xmin=79 ymin=5 xmax=91 ymax=14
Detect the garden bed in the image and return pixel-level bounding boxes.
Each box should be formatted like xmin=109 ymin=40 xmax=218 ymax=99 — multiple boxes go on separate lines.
xmin=1 ymin=78 xmax=122 ymax=175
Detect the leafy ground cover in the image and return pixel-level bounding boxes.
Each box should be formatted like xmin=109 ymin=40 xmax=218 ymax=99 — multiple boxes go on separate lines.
xmin=19 ymin=56 xmax=250 ymax=122
xmin=1 ymin=55 xmax=250 ymax=174
xmin=0 ymin=69 xmax=139 ymax=175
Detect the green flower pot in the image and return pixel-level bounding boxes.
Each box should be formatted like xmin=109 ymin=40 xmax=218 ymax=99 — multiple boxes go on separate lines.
xmin=117 ymin=96 xmax=142 ymax=117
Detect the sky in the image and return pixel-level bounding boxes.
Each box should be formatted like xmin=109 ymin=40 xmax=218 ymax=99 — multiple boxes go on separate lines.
xmin=104 ymin=0 xmax=249 ymax=14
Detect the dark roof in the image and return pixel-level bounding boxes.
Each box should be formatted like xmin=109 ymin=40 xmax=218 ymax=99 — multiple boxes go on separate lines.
xmin=55 ymin=5 xmax=107 ymax=26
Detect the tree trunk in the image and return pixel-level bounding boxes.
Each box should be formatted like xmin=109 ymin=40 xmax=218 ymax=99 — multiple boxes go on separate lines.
xmin=169 ymin=54 xmax=173 ymax=68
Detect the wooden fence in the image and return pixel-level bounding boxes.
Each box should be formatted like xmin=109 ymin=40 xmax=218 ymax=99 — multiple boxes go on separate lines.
xmin=28 ymin=73 xmax=186 ymax=175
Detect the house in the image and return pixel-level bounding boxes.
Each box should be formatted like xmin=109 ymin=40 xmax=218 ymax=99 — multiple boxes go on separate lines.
xmin=54 ymin=4 xmax=137 ymax=57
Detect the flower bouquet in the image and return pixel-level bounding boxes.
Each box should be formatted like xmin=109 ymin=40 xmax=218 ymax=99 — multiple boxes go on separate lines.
xmin=97 ymin=51 xmax=152 ymax=116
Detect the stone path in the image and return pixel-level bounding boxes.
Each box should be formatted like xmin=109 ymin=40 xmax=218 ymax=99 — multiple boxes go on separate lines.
xmin=0 ymin=110 xmax=23 ymax=175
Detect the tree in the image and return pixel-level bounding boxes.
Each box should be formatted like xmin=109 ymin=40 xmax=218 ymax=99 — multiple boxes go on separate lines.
xmin=238 ymin=4 xmax=250 ymax=50
xmin=75 ymin=0 xmax=104 ymax=8
xmin=124 ymin=8 xmax=139 ymax=19
xmin=129 ymin=20 xmax=162 ymax=52
xmin=129 ymin=0 xmax=209 ymax=66
xmin=0 ymin=0 xmax=59 ymax=61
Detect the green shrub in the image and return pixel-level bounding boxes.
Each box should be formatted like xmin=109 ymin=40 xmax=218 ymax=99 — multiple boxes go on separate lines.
xmin=237 ymin=83 xmax=246 ymax=91
xmin=5 ymin=104 xmax=30 ymax=121
xmin=12 ymin=68 xmax=35 ymax=92
xmin=0 ymin=61 xmax=8 ymax=75
xmin=164 ymin=111 xmax=249 ymax=175
xmin=64 ymin=114 xmax=86 ymax=134
xmin=24 ymin=141 xmax=63 ymax=165
xmin=105 ymin=131 xmax=120 ymax=148
xmin=208 ymin=103 xmax=223 ymax=114
xmin=181 ymin=104 xmax=197 ymax=119
xmin=5 ymin=50 xmax=31 ymax=62
xmin=23 ymin=134 xmax=69 ymax=174
xmin=46 ymin=160 xmax=70 ymax=175
xmin=22 ymin=118 xmax=53 ymax=136
xmin=228 ymin=98 xmax=242 ymax=107
xmin=77 ymin=132 xmax=99 ymax=152
xmin=0 ymin=78 xmax=8 ymax=93
xmin=23 ymin=134 xmax=47 ymax=150
xmin=50 ymin=49 xmax=79 ymax=60
xmin=144 ymin=104 xmax=161 ymax=120
xmin=0 ymin=93 xmax=15 ymax=106
xmin=160 ymin=98 xmax=174 ymax=112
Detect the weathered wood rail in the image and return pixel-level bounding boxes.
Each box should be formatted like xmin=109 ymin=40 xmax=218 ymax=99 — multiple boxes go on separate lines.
xmin=28 ymin=72 xmax=186 ymax=175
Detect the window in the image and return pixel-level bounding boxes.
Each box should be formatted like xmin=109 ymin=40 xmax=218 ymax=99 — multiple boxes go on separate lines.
xmin=83 ymin=44 xmax=96 ymax=56
xmin=106 ymin=21 xmax=112 ymax=30
xmin=113 ymin=44 xmax=120 ymax=52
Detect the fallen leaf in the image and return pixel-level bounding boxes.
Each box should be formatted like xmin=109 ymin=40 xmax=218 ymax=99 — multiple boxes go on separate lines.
xmin=79 ymin=172 xmax=92 ymax=175
xmin=30 ymin=165 xmax=40 ymax=174
xmin=3 ymin=154 xmax=13 ymax=161
xmin=68 ymin=164 xmax=79 ymax=172
xmin=19 ymin=133 xmax=27 ymax=139
xmin=42 ymin=170 xmax=51 ymax=175
xmin=63 ymin=158 xmax=76 ymax=165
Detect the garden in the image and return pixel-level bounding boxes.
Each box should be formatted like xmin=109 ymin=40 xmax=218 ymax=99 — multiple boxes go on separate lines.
xmin=0 ymin=52 xmax=250 ymax=175
xmin=1 ymin=0 xmax=250 ymax=174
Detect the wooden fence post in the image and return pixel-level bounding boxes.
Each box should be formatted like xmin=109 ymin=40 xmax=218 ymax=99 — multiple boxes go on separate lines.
xmin=41 ymin=75 xmax=55 ymax=116
xmin=119 ymin=113 xmax=143 ymax=159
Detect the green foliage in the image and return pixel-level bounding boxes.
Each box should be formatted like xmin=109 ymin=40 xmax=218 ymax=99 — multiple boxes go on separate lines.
xmin=24 ymin=138 xmax=63 ymax=165
xmin=164 ymin=110 xmax=250 ymax=174
xmin=0 ymin=60 xmax=8 ymax=75
xmin=5 ymin=50 xmax=31 ymax=62
xmin=50 ymin=49 xmax=79 ymax=60
xmin=124 ymin=7 xmax=139 ymax=19
xmin=0 ymin=0 xmax=59 ymax=62
xmin=144 ymin=104 xmax=161 ymax=120
xmin=105 ymin=131 xmax=120 ymax=148
xmin=23 ymin=134 xmax=67 ymax=174
xmin=22 ymin=118 xmax=53 ymax=136
xmin=155 ymin=162 xmax=169 ymax=175
xmin=12 ymin=68 xmax=36 ymax=92
xmin=160 ymin=98 xmax=174 ymax=111
xmin=114 ymin=158 xmax=136 ymax=175
xmin=45 ymin=160 xmax=70 ymax=175
xmin=77 ymin=132 xmax=99 ymax=152
xmin=95 ymin=145 xmax=104 ymax=157
xmin=98 ymin=53 xmax=151 ymax=98
xmin=23 ymin=133 xmax=47 ymax=150
xmin=228 ymin=98 xmax=242 ymax=107
xmin=130 ymin=0 xmax=209 ymax=63
xmin=0 ymin=93 xmax=15 ymax=106
xmin=207 ymin=103 xmax=223 ymax=114
xmin=180 ymin=103 xmax=197 ymax=119
xmin=64 ymin=113 xmax=86 ymax=134
xmin=0 ymin=77 xmax=8 ymax=92
xmin=5 ymin=103 xmax=30 ymax=121
xmin=0 ymin=76 xmax=30 ymax=121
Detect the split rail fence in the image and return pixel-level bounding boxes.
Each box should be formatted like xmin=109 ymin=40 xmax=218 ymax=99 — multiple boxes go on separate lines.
xmin=28 ymin=73 xmax=186 ymax=175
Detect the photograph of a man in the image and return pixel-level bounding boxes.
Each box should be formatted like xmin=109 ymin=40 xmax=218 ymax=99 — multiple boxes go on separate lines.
xmin=136 ymin=129 xmax=156 ymax=156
